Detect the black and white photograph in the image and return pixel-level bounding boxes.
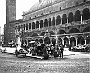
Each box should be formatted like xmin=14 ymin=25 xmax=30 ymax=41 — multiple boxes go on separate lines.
xmin=0 ymin=0 xmax=90 ymax=73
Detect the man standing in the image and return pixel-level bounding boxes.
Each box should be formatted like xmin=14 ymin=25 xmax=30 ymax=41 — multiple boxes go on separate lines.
xmin=60 ymin=44 xmax=64 ymax=58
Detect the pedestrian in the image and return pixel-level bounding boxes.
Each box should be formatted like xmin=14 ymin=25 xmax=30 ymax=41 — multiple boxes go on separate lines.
xmin=58 ymin=45 xmax=61 ymax=58
xmin=60 ymin=44 xmax=64 ymax=58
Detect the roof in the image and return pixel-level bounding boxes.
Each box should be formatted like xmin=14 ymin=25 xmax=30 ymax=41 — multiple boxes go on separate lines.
xmin=24 ymin=0 xmax=63 ymax=15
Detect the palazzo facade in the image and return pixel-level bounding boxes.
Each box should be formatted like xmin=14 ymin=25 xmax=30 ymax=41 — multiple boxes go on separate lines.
xmin=15 ymin=0 xmax=90 ymax=47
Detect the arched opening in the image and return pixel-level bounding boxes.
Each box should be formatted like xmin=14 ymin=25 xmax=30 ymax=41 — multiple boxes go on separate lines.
xmin=70 ymin=37 xmax=76 ymax=47
xmin=86 ymin=36 xmax=90 ymax=44
xmin=62 ymin=14 xmax=67 ymax=24
xmin=44 ymin=19 xmax=48 ymax=27
xmin=52 ymin=17 xmax=55 ymax=26
xmin=58 ymin=37 xmax=62 ymax=44
xmin=77 ymin=36 xmax=85 ymax=45
xmin=68 ymin=12 xmax=74 ymax=23
xmin=36 ymin=21 xmax=39 ymax=29
xmin=39 ymin=39 xmax=43 ymax=43
xmin=26 ymin=23 xmax=28 ymax=30
xmin=44 ymin=37 xmax=50 ymax=44
xmin=56 ymin=15 xmax=61 ymax=25
xmin=49 ymin=18 xmax=51 ymax=26
xmin=52 ymin=38 xmax=56 ymax=46
xmin=57 ymin=30 xmax=66 ymax=34
xmin=83 ymin=26 xmax=90 ymax=32
xmin=69 ymin=28 xmax=80 ymax=33
xmin=32 ymin=22 xmax=35 ymax=29
xmin=40 ymin=20 xmax=43 ymax=28
xmin=74 ymin=10 xmax=81 ymax=21
xmin=64 ymin=37 xmax=69 ymax=46
xmin=82 ymin=8 xmax=90 ymax=20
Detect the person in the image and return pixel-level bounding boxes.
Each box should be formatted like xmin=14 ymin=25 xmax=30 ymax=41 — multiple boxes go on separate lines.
xmin=58 ymin=45 xmax=61 ymax=58
xmin=60 ymin=44 xmax=64 ymax=58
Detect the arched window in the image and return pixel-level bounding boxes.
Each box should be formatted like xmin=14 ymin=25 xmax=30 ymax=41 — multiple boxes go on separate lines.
xmin=49 ymin=18 xmax=51 ymax=26
xmin=40 ymin=20 xmax=43 ymax=28
xmin=68 ymin=12 xmax=73 ymax=23
xmin=82 ymin=8 xmax=90 ymax=20
xmin=29 ymin=23 xmax=31 ymax=29
xmin=62 ymin=14 xmax=67 ymax=24
xmin=74 ymin=10 xmax=81 ymax=21
xmin=26 ymin=23 xmax=28 ymax=30
xmin=32 ymin=22 xmax=35 ymax=29
xmin=36 ymin=21 xmax=39 ymax=28
xmin=56 ymin=15 xmax=61 ymax=25
xmin=44 ymin=19 xmax=48 ymax=27
xmin=52 ymin=17 xmax=55 ymax=26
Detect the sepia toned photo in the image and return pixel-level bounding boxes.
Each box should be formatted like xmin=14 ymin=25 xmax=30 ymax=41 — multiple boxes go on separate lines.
xmin=0 ymin=0 xmax=90 ymax=73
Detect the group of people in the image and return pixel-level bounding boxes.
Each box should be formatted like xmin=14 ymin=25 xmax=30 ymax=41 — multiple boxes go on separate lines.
xmin=21 ymin=41 xmax=64 ymax=58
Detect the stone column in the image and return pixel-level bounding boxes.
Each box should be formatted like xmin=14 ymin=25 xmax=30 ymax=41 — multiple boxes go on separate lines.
xmin=81 ymin=11 xmax=83 ymax=24
xmin=67 ymin=16 xmax=68 ymax=24
xmin=61 ymin=18 xmax=62 ymax=25
xmin=31 ymin=23 xmax=32 ymax=31
xmin=75 ymin=38 xmax=78 ymax=46
xmin=39 ymin=23 xmax=40 ymax=30
xmin=85 ymin=39 xmax=87 ymax=45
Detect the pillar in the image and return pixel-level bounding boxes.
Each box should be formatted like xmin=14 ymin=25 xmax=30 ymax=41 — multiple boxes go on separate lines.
xmin=61 ymin=18 xmax=62 ymax=25
xmin=31 ymin=23 xmax=32 ymax=31
xmin=39 ymin=23 xmax=40 ymax=30
xmin=75 ymin=38 xmax=78 ymax=46
xmin=85 ymin=39 xmax=86 ymax=45
xmin=81 ymin=11 xmax=83 ymax=24
xmin=67 ymin=17 xmax=68 ymax=24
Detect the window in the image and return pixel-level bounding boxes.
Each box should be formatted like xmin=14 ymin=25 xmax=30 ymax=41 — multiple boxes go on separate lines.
xmin=29 ymin=23 xmax=31 ymax=29
xmin=60 ymin=7 xmax=61 ymax=11
xmin=26 ymin=23 xmax=28 ymax=30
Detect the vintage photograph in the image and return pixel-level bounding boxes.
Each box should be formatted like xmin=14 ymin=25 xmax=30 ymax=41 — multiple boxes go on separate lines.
xmin=0 ymin=0 xmax=90 ymax=73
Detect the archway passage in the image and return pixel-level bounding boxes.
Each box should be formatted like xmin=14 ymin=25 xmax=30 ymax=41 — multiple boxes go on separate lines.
xmin=68 ymin=12 xmax=74 ymax=23
xmin=86 ymin=36 xmax=90 ymax=44
xmin=57 ymin=30 xmax=66 ymax=34
xmin=70 ymin=37 xmax=76 ymax=47
xmin=83 ymin=26 xmax=90 ymax=32
xmin=69 ymin=28 xmax=80 ymax=33
xmin=77 ymin=36 xmax=85 ymax=45
xmin=56 ymin=15 xmax=61 ymax=25
xmin=58 ymin=37 xmax=62 ymax=44
xmin=64 ymin=37 xmax=69 ymax=46
xmin=82 ymin=8 xmax=90 ymax=20
xmin=62 ymin=14 xmax=67 ymax=24
xmin=52 ymin=38 xmax=56 ymax=46
xmin=74 ymin=10 xmax=81 ymax=21
xmin=44 ymin=37 xmax=50 ymax=44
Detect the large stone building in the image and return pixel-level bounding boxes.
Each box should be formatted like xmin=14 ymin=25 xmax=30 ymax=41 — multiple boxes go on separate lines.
xmin=4 ymin=0 xmax=16 ymax=44
xmin=16 ymin=0 xmax=90 ymax=47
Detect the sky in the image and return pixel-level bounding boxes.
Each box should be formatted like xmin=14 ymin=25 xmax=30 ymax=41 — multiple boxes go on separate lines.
xmin=0 ymin=0 xmax=39 ymax=34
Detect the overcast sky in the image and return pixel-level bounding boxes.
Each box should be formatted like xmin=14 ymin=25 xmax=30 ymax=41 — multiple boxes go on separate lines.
xmin=0 ymin=0 xmax=39 ymax=34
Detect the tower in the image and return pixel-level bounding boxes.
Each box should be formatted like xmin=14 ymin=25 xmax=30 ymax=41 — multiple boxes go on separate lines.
xmin=6 ymin=0 xmax=16 ymax=24
xmin=4 ymin=0 xmax=16 ymax=44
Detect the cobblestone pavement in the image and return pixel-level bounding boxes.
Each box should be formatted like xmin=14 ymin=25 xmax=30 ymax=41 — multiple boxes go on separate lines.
xmin=0 ymin=52 xmax=90 ymax=73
